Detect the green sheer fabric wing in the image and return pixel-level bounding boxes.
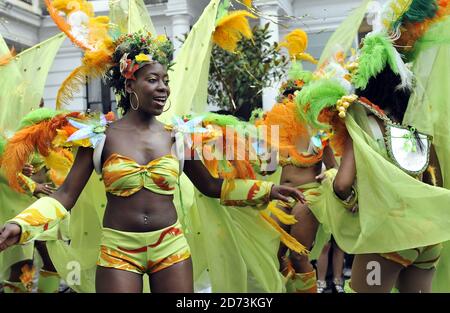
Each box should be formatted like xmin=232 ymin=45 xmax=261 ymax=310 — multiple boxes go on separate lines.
xmin=0 ymin=33 xmax=65 ymax=132
xmin=159 ymin=0 xmax=220 ymax=123
xmin=46 ymin=173 xmax=106 ymax=293
xmin=317 ymin=0 xmax=371 ymax=67
xmin=0 ymin=35 xmax=8 ymax=54
xmin=402 ymin=17 xmax=450 ymax=292
xmin=433 ymin=241 xmax=450 ymax=292
xmin=325 ymin=108 xmax=450 ymax=254
xmin=0 ymin=175 xmax=36 ymax=279
xmin=188 ymin=192 xmax=285 ymax=292
xmin=109 ymin=0 xmax=156 ymax=36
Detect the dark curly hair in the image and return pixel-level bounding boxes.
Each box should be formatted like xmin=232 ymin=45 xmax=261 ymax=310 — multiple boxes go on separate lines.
xmin=104 ymin=32 xmax=174 ymax=114
xmin=356 ymin=66 xmax=411 ymax=123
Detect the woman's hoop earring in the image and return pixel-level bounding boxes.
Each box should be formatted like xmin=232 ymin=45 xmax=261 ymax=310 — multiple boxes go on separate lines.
xmin=163 ymin=99 xmax=172 ymax=112
xmin=130 ymin=91 xmax=140 ymax=111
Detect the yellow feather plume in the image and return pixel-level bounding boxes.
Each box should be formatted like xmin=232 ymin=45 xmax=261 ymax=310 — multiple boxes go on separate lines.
xmin=56 ymin=66 xmax=88 ymax=109
xmin=383 ymin=0 xmax=413 ymax=29
xmin=279 ymin=28 xmax=317 ymax=63
xmin=260 ymin=211 xmax=309 ymax=255
xmin=266 ymin=201 xmax=298 ymax=225
xmin=427 ymin=165 xmax=437 ymax=186
xmin=87 ymin=16 xmax=111 ymax=49
xmin=213 ymin=10 xmax=257 ymax=52
xmin=56 ymin=47 xmax=113 ymax=108
xmin=52 ymin=0 xmax=94 ymax=17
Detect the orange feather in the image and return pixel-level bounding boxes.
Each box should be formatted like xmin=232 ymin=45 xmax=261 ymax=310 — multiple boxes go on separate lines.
xmin=44 ymin=0 xmax=91 ymax=51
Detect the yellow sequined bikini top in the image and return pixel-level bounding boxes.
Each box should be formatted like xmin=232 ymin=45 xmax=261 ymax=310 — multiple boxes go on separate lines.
xmin=101 ymin=153 xmax=179 ymax=197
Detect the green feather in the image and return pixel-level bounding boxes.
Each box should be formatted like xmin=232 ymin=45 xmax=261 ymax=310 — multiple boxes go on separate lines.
xmin=202 ymin=112 xmax=258 ymax=137
xmin=216 ymin=0 xmax=231 ymax=22
xmin=295 ymin=79 xmax=347 ymax=130
xmin=16 ymin=108 xmax=61 ymax=131
xmin=401 ymin=0 xmax=438 ymax=24
xmin=352 ymin=33 xmax=399 ymax=90
xmin=249 ymin=108 xmax=264 ymax=123
xmin=288 ymin=61 xmax=313 ymax=83
xmin=0 ymin=134 xmax=6 ymax=158
xmin=203 ymin=112 xmax=241 ymax=126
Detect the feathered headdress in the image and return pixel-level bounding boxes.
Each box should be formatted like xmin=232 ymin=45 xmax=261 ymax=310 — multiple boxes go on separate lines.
xmin=276 ymin=29 xmax=316 ymax=99
xmin=279 ymin=29 xmax=318 ymax=64
xmin=44 ymin=0 xmax=114 ymax=108
xmin=352 ymin=0 xmax=450 ymax=90
xmin=213 ymin=1 xmax=256 ymax=53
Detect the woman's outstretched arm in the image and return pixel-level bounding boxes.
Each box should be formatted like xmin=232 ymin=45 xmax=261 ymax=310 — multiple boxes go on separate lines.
xmin=183 ymin=157 xmax=305 ymax=205
xmin=0 ymin=147 xmax=95 ymax=250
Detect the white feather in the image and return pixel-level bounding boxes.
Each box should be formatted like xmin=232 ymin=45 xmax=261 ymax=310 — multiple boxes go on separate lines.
xmin=392 ymin=47 xmax=414 ymax=90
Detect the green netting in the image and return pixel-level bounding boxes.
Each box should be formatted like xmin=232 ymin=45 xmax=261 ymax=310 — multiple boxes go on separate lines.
xmin=0 ymin=33 xmax=65 ymax=132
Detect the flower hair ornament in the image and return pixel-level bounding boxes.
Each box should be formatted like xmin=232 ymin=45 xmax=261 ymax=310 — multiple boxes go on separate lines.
xmin=114 ymin=31 xmax=174 ymax=81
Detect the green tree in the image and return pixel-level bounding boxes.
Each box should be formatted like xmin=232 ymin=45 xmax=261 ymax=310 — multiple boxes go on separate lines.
xmin=208 ymin=23 xmax=288 ymax=120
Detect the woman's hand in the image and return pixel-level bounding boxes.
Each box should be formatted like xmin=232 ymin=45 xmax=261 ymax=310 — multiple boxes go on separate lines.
xmin=315 ymin=172 xmax=326 ymax=183
xmin=34 ymin=183 xmax=56 ymax=196
xmin=22 ymin=164 xmax=34 ymax=177
xmin=0 ymin=223 xmax=22 ymax=251
xmin=348 ymin=204 xmax=359 ymax=214
xmin=270 ymin=185 xmax=306 ymax=204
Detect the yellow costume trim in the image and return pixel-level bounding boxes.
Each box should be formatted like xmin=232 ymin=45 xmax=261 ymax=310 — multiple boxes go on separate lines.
xmin=220 ymin=179 xmax=273 ymax=208
xmin=260 ymin=211 xmax=308 ymax=255
xmin=7 ymin=197 xmax=69 ymax=244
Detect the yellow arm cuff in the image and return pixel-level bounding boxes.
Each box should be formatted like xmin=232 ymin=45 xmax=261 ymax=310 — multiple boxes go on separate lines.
xmin=7 ymin=197 xmax=69 ymax=244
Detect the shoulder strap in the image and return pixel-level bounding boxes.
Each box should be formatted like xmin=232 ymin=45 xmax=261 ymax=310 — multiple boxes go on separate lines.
xmin=93 ymin=135 xmax=106 ymax=174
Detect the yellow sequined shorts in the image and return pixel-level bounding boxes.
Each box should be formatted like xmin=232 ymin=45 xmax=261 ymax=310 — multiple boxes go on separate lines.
xmin=380 ymin=243 xmax=442 ymax=270
xmin=97 ymin=220 xmax=191 ymax=275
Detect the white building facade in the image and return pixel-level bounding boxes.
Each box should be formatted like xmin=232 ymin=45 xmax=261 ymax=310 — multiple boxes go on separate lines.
xmin=1 ymin=0 xmax=376 ymax=112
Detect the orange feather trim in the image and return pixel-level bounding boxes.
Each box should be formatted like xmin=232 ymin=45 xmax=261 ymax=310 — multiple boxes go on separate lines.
xmin=257 ymin=100 xmax=309 ymax=158
xmin=44 ymin=0 xmax=91 ymax=51
xmin=2 ymin=112 xmax=80 ymax=192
